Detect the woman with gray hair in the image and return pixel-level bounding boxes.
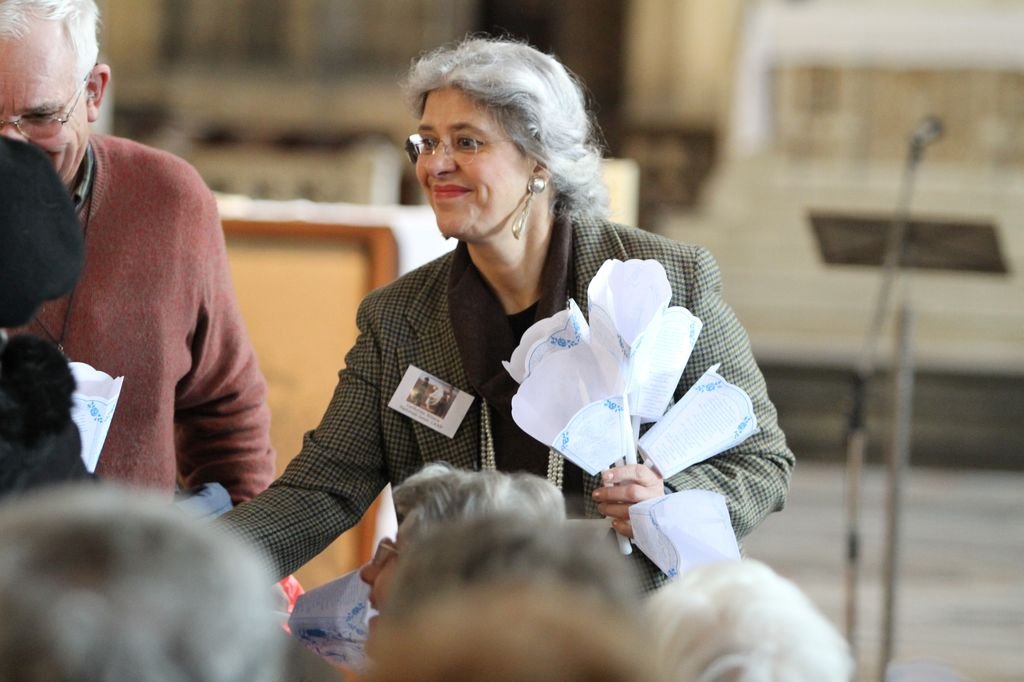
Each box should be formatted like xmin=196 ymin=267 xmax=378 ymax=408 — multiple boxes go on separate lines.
xmin=379 ymin=514 xmax=639 ymax=621
xmin=391 ymin=461 xmax=565 ymax=544
xmin=224 ymin=37 xmax=794 ymax=594
xmin=358 ymin=463 xmax=564 ymax=631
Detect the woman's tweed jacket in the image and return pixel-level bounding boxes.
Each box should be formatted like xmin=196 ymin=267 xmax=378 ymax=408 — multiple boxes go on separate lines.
xmin=223 ymin=217 xmax=795 ymax=590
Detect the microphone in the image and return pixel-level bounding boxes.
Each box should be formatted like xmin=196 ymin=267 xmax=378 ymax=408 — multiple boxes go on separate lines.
xmin=910 ymin=115 xmax=943 ymax=150
xmin=848 ymin=111 xmax=942 ymax=666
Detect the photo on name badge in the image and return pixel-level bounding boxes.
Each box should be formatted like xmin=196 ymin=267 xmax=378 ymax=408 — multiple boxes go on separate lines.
xmin=405 ymin=373 xmax=458 ymax=419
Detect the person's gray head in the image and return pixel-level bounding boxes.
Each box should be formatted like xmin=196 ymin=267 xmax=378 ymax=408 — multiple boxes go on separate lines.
xmin=402 ymin=37 xmax=609 ymax=223
xmin=0 ymin=484 xmax=285 ymax=682
xmin=0 ymin=0 xmax=100 ymax=79
xmin=392 ymin=461 xmax=565 ymax=546
xmin=381 ymin=515 xmax=642 ymax=622
xmin=645 ymin=559 xmax=854 ymax=682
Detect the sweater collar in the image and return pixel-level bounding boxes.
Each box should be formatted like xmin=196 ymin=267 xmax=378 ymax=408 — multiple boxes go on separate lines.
xmin=71 ymin=143 xmax=95 ymax=213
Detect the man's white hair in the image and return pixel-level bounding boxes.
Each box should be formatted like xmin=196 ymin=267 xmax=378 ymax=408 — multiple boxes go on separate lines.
xmin=0 ymin=0 xmax=100 ymax=81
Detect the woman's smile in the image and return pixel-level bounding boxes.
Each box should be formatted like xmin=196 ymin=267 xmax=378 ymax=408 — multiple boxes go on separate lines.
xmin=431 ymin=183 xmax=471 ymax=200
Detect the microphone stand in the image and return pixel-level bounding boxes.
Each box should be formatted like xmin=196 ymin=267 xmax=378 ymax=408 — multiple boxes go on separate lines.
xmin=843 ymin=118 xmax=939 ymax=673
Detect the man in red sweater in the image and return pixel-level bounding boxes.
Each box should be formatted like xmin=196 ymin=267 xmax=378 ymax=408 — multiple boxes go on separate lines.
xmin=0 ymin=0 xmax=275 ymax=503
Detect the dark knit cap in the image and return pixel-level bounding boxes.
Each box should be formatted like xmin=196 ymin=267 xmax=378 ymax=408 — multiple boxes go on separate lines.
xmin=0 ymin=138 xmax=83 ymax=328
xmin=0 ymin=334 xmax=89 ymax=496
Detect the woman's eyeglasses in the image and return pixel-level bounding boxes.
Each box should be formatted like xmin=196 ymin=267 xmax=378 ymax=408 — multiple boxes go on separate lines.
xmin=406 ymin=133 xmax=503 ymax=165
xmin=370 ymin=537 xmax=400 ymax=567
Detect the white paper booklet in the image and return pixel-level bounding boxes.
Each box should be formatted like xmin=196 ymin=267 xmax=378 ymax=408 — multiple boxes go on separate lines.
xmin=629 ymin=490 xmax=741 ymax=578
xmin=638 ymin=364 xmax=759 ymax=479
xmin=288 ymin=568 xmax=372 ymax=673
xmin=69 ymin=362 xmax=124 ymax=473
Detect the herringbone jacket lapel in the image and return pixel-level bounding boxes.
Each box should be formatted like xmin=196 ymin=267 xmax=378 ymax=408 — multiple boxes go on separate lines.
xmin=393 ymin=255 xmax=480 ymax=473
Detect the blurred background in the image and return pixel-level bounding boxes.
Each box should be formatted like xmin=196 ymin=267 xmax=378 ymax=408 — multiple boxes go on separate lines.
xmin=96 ymin=1 xmax=1022 ymax=679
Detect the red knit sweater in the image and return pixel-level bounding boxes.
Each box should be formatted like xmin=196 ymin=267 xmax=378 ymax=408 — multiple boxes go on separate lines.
xmin=13 ymin=135 xmax=275 ymax=502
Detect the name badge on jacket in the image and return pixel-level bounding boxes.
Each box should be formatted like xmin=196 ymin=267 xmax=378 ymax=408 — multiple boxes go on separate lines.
xmin=388 ymin=365 xmax=474 ymax=438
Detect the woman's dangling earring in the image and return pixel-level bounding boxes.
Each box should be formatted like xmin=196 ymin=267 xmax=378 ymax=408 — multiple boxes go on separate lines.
xmin=511 ymin=176 xmax=547 ymax=240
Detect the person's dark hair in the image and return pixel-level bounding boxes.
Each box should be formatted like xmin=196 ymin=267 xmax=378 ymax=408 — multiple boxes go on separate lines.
xmin=402 ymin=37 xmax=608 ymax=222
xmin=0 ymin=335 xmax=87 ymax=496
xmin=0 ymin=137 xmax=87 ymax=497
xmin=0 ymin=138 xmax=83 ymax=329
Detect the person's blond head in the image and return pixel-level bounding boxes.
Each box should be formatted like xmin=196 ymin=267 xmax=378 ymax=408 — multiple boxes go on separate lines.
xmin=368 ymin=584 xmax=662 ymax=682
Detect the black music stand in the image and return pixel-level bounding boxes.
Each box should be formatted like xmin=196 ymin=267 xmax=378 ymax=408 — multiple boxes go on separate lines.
xmin=809 ymin=208 xmax=1007 ymax=676
xmin=810 ymin=212 xmax=1007 ymax=275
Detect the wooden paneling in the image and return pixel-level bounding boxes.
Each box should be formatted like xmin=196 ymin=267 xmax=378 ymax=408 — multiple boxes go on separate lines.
xmin=224 ymin=219 xmax=398 ymax=588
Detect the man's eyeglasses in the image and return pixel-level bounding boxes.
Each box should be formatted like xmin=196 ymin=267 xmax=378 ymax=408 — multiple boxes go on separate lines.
xmin=1 ymin=74 xmax=90 ymax=141
xmin=405 ymin=133 xmax=500 ymax=165
xmin=370 ymin=537 xmax=400 ymax=568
